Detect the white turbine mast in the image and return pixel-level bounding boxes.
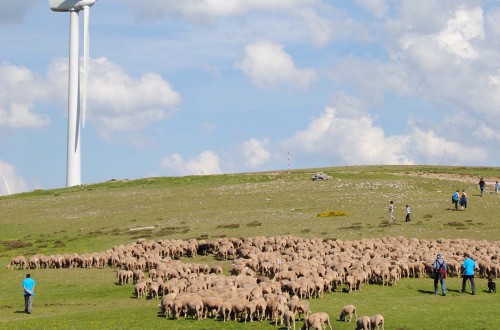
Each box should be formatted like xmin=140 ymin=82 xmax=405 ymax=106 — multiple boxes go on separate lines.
xmin=49 ymin=0 xmax=97 ymax=187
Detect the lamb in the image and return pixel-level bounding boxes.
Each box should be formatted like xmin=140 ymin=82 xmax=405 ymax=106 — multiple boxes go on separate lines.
xmin=339 ymin=304 xmax=357 ymax=322
xmin=355 ymin=316 xmax=372 ymax=330
xmin=370 ymin=314 xmax=384 ymax=330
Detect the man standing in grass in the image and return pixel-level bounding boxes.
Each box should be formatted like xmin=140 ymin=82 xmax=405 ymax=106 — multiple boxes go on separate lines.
xmin=461 ymin=253 xmax=476 ymax=295
xmin=405 ymin=204 xmax=411 ymax=222
xmin=388 ymin=201 xmax=395 ymax=222
xmin=433 ymin=253 xmax=447 ymax=296
xmin=23 ymin=273 xmax=35 ymax=314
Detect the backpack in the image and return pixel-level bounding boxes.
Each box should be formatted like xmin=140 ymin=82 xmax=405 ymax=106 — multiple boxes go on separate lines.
xmin=434 ymin=260 xmax=447 ymax=279
xmin=452 ymin=192 xmax=459 ymax=202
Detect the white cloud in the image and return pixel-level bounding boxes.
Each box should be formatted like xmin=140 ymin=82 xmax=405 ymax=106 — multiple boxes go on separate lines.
xmin=283 ymin=106 xmax=489 ymax=166
xmin=435 ymin=6 xmax=484 ymax=60
xmin=284 ymin=107 xmax=412 ymax=165
xmin=161 ymin=150 xmax=222 ymax=176
xmin=242 ymin=137 xmax=270 ymax=168
xmin=236 ymin=40 xmax=316 ymax=90
xmin=0 ymin=62 xmax=51 ymax=129
xmin=410 ymin=127 xmax=488 ymax=164
xmin=46 ymin=57 xmax=181 ymax=139
xmin=0 ymin=160 xmax=28 ymax=195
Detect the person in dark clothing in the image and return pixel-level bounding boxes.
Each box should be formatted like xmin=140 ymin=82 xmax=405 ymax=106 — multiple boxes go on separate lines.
xmin=478 ymin=178 xmax=486 ymax=196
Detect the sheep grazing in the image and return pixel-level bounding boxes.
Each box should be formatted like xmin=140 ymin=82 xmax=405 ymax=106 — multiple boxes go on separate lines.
xmin=339 ymin=304 xmax=357 ymax=322
xmin=355 ymin=316 xmax=372 ymax=330
xmin=370 ymin=314 xmax=384 ymax=330
xmin=6 ymin=256 xmax=27 ymax=270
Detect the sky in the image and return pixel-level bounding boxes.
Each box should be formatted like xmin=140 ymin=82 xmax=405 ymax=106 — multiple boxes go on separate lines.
xmin=1 ymin=0 xmax=500 ymax=195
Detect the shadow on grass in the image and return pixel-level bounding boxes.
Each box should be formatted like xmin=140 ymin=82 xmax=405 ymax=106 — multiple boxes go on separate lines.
xmin=418 ymin=289 xmax=435 ymax=295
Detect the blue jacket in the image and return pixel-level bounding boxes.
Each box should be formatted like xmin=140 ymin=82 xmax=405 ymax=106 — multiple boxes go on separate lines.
xmin=22 ymin=278 xmax=35 ymax=296
xmin=462 ymin=258 xmax=476 ymax=276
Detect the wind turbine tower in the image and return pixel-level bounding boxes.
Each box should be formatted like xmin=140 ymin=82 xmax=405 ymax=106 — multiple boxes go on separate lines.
xmin=49 ymin=0 xmax=97 ymax=187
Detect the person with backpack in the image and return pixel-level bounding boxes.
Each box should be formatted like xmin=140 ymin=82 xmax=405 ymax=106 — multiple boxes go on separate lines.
xmin=433 ymin=253 xmax=447 ymax=296
xmin=451 ymin=190 xmax=459 ymax=211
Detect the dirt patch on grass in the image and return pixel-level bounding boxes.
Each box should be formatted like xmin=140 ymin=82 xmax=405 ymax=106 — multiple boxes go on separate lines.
xmin=445 ymin=222 xmax=465 ymax=227
xmin=157 ymin=226 xmax=190 ymax=236
xmin=53 ymin=240 xmax=66 ymax=248
xmin=216 ymin=224 xmax=240 ymax=229
xmin=246 ymin=221 xmax=262 ymax=227
xmin=1 ymin=240 xmax=33 ymax=250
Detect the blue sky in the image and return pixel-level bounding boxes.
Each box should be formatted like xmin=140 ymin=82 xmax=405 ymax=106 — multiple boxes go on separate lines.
xmin=1 ymin=0 xmax=500 ymax=194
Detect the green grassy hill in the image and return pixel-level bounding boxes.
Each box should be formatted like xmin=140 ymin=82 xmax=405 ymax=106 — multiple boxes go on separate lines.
xmin=1 ymin=166 xmax=499 ymax=329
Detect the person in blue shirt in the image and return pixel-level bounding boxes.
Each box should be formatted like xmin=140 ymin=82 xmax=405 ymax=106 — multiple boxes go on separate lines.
xmin=451 ymin=190 xmax=459 ymax=211
xmin=461 ymin=253 xmax=476 ymax=295
xmin=433 ymin=253 xmax=447 ymax=296
xmin=22 ymin=274 xmax=35 ymax=314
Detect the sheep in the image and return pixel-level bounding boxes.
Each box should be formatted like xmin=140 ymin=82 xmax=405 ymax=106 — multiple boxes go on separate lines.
xmin=296 ymin=300 xmax=310 ymax=321
xmin=301 ymin=312 xmax=331 ymax=330
xmin=339 ymin=304 xmax=357 ymax=322
xmin=370 ymin=314 xmax=384 ymax=330
xmin=283 ymin=310 xmax=296 ymax=330
xmin=6 ymin=256 xmax=27 ymax=270
xmin=355 ymin=316 xmax=372 ymax=330
xmin=117 ymin=269 xmax=129 ymax=285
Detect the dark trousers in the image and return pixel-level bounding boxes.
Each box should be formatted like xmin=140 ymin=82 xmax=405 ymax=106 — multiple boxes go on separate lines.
xmin=462 ymin=275 xmax=476 ymax=294
xmin=453 ymin=201 xmax=458 ymax=210
xmin=405 ymin=213 xmax=410 ymax=222
xmin=24 ymin=294 xmax=33 ymax=313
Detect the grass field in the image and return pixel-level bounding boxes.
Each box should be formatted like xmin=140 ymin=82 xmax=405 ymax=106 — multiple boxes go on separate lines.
xmin=0 ymin=165 xmax=499 ymax=329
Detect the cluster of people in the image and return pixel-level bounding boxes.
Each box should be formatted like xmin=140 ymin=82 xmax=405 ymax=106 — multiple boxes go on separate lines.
xmin=432 ymin=252 xmax=477 ymax=296
xmin=387 ymin=201 xmax=411 ymax=222
xmin=451 ymin=190 xmax=468 ymax=211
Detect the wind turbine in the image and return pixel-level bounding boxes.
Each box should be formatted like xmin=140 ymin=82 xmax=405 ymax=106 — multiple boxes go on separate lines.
xmin=49 ymin=0 xmax=97 ymax=187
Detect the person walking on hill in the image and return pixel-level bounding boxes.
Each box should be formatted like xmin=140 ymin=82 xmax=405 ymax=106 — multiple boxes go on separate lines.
xmin=495 ymin=181 xmax=499 ymax=194
xmin=433 ymin=253 xmax=447 ymax=296
xmin=459 ymin=190 xmax=468 ymax=210
xmin=461 ymin=253 xmax=476 ymax=295
xmin=405 ymin=205 xmax=411 ymax=222
xmin=452 ymin=190 xmax=459 ymax=211
xmin=478 ymin=178 xmax=486 ymax=196
xmin=388 ymin=200 xmax=395 ymax=222
xmin=22 ymin=274 xmax=35 ymax=314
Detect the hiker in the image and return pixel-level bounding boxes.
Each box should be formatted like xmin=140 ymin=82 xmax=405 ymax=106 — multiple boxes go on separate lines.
xmin=22 ymin=274 xmax=35 ymax=314
xmin=433 ymin=253 xmax=447 ymax=296
xmin=451 ymin=190 xmax=459 ymax=211
xmin=388 ymin=201 xmax=395 ymax=222
xmin=461 ymin=253 xmax=476 ymax=295
xmin=495 ymin=181 xmax=499 ymax=194
xmin=405 ymin=205 xmax=411 ymax=222
xmin=478 ymin=178 xmax=486 ymax=196
xmin=459 ymin=190 xmax=468 ymax=210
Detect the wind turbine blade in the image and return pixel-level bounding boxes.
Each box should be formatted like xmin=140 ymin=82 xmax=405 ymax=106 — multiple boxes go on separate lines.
xmin=82 ymin=5 xmax=90 ymax=128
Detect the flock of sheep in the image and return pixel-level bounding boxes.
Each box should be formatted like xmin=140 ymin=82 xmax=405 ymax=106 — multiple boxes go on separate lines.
xmin=7 ymin=235 xmax=500 ymax=329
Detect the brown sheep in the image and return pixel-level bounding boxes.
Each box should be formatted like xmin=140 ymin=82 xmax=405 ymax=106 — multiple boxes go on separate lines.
xmin=370 ymin=314 xmax=384 ymax=330
xmin=7 ymin=256 xmax=27 ymax=270
xmin=339 ymin=304 xmax=357 ymax=322
xmin=356 ymin=316 xmax=372 ymax=330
